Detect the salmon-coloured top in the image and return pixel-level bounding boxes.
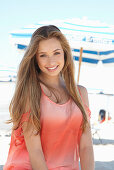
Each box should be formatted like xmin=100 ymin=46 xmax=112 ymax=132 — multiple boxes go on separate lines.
xmin=4 ymin=87 xmax=91 ymax=170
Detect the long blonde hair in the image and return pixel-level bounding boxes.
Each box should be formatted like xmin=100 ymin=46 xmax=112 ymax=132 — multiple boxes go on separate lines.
xmin=8 ymin=25 xmax=88 ymax=133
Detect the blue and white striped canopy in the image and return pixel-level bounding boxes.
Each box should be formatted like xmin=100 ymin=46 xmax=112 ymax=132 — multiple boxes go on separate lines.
xmin=10 ymin=18 xmax=114 ymax=65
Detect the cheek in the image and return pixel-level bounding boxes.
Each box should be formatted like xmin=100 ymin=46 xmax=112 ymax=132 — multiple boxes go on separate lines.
xmin=61 ymin=55 xmax=65 ymax=65
xmin=62 ymin=58 xmax=65 ymax=66
xmin=37 ymin=58 xmax=46 ymax=67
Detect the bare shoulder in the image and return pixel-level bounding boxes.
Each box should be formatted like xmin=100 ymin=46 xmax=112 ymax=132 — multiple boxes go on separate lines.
xmin=77 ymin=85 xmax=88 ymax=94
xmin=77 ymin=85 xmax=89 ymax=107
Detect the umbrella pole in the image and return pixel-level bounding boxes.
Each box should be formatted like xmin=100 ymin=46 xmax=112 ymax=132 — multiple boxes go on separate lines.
xmin=77 ymin=47 xmax=83 ymax=84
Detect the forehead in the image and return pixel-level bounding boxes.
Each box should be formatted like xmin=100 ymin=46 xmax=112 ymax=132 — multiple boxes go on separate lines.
xmin=38 ymin=37 xmax=62 ymax=51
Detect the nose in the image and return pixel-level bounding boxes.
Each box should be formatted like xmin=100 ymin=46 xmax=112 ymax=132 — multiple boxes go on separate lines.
xmin=48 ymin=55 xmax=56 ymax=66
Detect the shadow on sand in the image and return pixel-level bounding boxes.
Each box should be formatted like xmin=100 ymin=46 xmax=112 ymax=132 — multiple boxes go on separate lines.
xmin=0 ymin=165 xmax=3 ymax=170
xmin=93 ymin=138 xmax=114 ymax=145
xmin=95 ymin=161 xmax=114 ymax=170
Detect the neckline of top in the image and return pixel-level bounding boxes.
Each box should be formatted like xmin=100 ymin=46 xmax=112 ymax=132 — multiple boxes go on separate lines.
xmin=40 ymin=85 xmax=71 ymax=106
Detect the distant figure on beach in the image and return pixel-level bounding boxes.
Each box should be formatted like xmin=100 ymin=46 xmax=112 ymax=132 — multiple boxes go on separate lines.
xmin=98 ymin=109 xmax=111 ymax=123
xmin=98 ymin=109 xmax=106 ymax=123
xmin=4 ymin=25 xmax=94 ymax=170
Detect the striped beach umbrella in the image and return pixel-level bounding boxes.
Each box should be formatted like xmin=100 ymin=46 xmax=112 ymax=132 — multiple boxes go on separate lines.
xmin=10 ymin=18 xmax=114 ymax=83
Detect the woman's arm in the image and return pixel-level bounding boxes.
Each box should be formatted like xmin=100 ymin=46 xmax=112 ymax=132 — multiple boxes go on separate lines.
xmin=22 ymin=122 xmax=48 ymax=170
xmin=79 ymin=122 xmax=94 ymax=170
xmin=78 ymin=86 xmax=94 ymax=170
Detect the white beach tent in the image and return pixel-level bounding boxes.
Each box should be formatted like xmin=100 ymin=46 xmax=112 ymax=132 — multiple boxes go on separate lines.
xmin=9 ymin=18 xmax=114 ymax=84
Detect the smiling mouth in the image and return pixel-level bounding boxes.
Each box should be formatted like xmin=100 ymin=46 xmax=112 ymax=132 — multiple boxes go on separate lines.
xmin=46 ymin=65 xmax=59 ymax=71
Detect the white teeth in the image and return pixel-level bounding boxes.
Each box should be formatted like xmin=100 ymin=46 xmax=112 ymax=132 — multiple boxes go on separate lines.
xmin=47 ymin=66 xmax=58 ymax=70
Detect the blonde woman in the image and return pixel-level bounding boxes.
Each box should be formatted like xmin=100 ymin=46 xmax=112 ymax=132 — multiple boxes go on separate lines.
xmin=4 ymin=25 xmax=94 ymax=170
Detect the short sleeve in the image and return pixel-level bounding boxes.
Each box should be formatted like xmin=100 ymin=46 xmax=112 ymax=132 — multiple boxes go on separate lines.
xmin=77 ymin=87 xmax=91 ymax=144
xmin=20 ymin=110 xmax=31 ymax=125
xmin=12 ymin=111 xmax=31 ymax=145
xmin=78 ymin=87 xmax=91 ymax=119
xmin=83 ymin=103 xmax=91 ymax=118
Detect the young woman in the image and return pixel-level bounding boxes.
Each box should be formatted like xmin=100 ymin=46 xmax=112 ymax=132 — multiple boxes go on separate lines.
xmin=4 ymin=25 xmax=94 ymax=170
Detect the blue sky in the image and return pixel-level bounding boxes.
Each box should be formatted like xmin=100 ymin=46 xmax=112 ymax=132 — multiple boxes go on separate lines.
xmin=0 ymin=0 xmax=114 ymax=67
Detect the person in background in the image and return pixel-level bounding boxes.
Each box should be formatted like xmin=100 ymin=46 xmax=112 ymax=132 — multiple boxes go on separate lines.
xmin=4 ymin=25 xmax=94 ymax=170
xmin=98 ymin=109 xmax=111 ymax=123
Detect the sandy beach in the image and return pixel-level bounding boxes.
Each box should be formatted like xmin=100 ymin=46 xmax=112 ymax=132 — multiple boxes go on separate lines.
xmin=0 ymin=82 xmax=114 ymax=170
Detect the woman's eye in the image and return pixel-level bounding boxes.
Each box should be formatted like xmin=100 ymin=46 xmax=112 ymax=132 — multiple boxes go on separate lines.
xmin=54 ymin=52 xmax=60 ymax=55
xmin=40 ymin=54 xmax=46 ymax=57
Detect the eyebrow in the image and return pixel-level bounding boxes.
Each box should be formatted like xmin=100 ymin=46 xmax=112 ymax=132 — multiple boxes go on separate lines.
xmin=38 ymin=48 xmax=61 ymax=54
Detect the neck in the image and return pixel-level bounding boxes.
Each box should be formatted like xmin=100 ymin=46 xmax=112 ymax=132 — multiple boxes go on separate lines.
xmin=38 ymin=73 xmax=63 ymax=88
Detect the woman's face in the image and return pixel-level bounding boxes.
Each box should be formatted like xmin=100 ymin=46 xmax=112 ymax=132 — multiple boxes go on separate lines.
xmin=36 ymin=37 xmax=64 ymax=78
